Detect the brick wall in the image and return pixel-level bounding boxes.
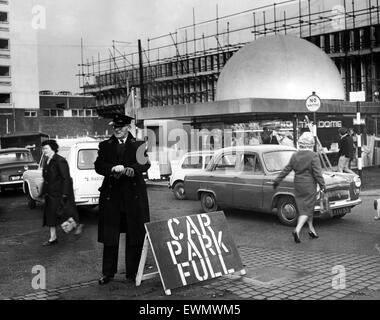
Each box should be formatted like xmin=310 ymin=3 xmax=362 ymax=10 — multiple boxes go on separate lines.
xmin=0 ymin=108 xmax=110 ymax=138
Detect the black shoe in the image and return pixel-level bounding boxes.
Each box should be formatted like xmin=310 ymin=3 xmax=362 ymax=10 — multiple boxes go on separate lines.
xmin=292 ymin=231 xmax=301 ymax=243
xmin=42 ymin=239 xmax=58 ymax=246
xmin=98 ymin=275 xmax=114 ymax=285
xmin=308 ymin=231 xmax=319 ymax=239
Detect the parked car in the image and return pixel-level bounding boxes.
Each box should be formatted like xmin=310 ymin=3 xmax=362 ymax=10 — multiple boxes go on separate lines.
xmin=184 ymin=145 xmax=362 ymax=226
xmin=169 ymin=151 xmax=214 ymax=200
xmin=23 ymin=140 xmax=103 ymax=209
xmin=0 ymin=148 xmax=39 ymax=192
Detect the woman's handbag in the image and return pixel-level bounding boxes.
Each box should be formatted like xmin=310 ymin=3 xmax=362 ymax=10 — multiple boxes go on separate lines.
xmin=319 ymin=190 xmax=331 ymax=215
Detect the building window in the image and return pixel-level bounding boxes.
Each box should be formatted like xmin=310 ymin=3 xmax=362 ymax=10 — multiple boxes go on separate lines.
xmin=72 ymin=110 xmax=78 ymax=117
xmin=43 ymin=109 xmax=64 ymax=117
xmin=0 ymin=65 xmax=10 ymax=76
xmin=0 ymin=12 xmax=8 ymax=23
xmin=0 ymin=38 xmax=9 ymax=50
xmin=24 ymin=110 xmax=37 ymax=117
xmin=0 ymin=93 xmax=10 ymax=103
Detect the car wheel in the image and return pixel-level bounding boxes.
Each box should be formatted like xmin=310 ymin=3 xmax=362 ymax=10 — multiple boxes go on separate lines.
xmin=173 ymin=181 xmax=186 ymax=200
xmin=277 ymin=196 xmax=298 ymax=226
xmin=200 ymin=192 xmax=218 ymax=213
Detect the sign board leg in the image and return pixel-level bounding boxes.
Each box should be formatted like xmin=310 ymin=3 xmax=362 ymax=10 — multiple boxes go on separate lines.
xmin=165 ymin=289 xmax=172 ymax=296
xmin=135 ymin=234 xmax=149 ymax=287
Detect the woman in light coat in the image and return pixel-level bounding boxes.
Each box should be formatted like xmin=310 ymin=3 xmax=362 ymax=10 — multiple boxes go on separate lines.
xmin=273 ymin=132 xmax=326 ymax=243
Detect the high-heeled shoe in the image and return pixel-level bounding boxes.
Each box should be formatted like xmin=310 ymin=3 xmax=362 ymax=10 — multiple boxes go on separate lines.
xmin=292 ymin=231 xmax=301 ymax=243
xmin=308 ymin=231 xmax=319 ymax=239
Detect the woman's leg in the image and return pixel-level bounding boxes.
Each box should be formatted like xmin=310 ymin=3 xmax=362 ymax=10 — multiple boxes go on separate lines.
xmin=295 ymin=215 xmax=308 ymax=235
xmin=49 ymin=227 xmax=57 ymax=241
xmin=307 ymin=216 xmax=317 ymax=235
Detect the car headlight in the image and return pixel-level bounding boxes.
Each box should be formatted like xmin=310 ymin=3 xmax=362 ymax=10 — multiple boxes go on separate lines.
xmin=354 ymin=176 xmax=361 ymax=188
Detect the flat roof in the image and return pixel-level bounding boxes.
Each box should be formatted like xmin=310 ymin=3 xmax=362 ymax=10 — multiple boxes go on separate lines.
xmin=137 ymin=98 xmax=380 ymax=121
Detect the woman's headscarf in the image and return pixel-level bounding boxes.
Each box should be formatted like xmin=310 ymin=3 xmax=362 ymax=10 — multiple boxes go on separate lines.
xmin=298 ymin=132 xmax=315 ymax=150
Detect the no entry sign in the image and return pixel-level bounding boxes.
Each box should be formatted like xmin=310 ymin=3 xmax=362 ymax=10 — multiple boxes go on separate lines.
xmin=305 ymin=93 xmax=321 ymax=112
xmin=137 ymin=211 xmax=245 ymax=295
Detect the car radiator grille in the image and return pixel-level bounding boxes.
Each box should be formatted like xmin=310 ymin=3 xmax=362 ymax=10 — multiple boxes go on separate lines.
xmin=327 ymin=189 xmax=350 ymax=202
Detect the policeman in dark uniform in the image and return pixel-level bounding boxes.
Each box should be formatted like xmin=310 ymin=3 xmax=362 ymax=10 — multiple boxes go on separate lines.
xmin=94 ymin=114 xmax=151 ymax=285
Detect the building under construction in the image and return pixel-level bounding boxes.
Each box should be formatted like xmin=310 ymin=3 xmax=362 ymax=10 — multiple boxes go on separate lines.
xmin=80 ymin=0 xmax=380 ymax=114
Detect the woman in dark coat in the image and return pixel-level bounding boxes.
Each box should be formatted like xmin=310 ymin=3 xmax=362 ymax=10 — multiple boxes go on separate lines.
xmin=41 ymin=140 xmax=81 ymax=246
xmin=273 ymin=132 xmax=326 ymax=243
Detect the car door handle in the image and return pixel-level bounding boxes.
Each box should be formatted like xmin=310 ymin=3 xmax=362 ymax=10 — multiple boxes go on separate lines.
xmin=264 ymin=181 xmax=275 ymax=185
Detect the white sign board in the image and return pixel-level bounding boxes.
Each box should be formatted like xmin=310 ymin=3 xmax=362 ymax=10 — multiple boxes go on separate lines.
xmin=349 ymin=91 xmax=366 ymax=102
xmin=353 ymin=118 xmax=365 ymax=125
xmin=305 ymin=94 xmax=321 ymax=112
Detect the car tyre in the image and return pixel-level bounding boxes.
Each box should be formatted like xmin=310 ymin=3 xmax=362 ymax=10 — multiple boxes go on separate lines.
xmin=173 ymin=181 xmax=186 ymax=200
xmin=200 ymin=192 xmax=219 ymax=213
xmin=277 ymin=196 xmax=298 ymax=226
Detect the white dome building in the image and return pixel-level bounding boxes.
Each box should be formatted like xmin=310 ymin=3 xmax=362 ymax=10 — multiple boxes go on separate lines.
xmin=216 ymin=35 xmax=345 ymax=101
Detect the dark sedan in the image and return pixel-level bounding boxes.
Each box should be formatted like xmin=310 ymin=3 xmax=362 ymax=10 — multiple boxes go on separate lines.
xmin=0 ymin=148 xmax=38 ymax=192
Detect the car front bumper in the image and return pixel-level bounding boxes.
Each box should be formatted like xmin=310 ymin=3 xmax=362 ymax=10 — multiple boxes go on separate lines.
xmin=0 ymin=180 xmax=24 ymax=187
xmin=314 ymin=198 xmax=362 ymax=218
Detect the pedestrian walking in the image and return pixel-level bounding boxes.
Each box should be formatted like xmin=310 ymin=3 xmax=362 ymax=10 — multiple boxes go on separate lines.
xmin=261 ymin=127 xmax=279 ymax=144
xmin=40 ymin=140 xmax=82 ymax=246
xmin=337 ymin=127 xmax=356 ymax=174
xmin=95 ymin=114 xmax=151 ymax=285
xmin=273 ymin=132 xmax=326 ymax=243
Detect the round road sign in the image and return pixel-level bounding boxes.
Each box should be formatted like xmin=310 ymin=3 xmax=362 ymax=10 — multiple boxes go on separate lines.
xmin=305 ymin=94 xmax=321 ymax=112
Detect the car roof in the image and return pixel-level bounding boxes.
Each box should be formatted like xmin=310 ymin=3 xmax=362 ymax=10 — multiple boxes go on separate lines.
xmin=0 ymin=148 xmax=30 ymax=153
xmin=213 ymin=145 xmax=297 ymax=156
xmin=183 ymin=151 xmax=215 ymax=156
xmin=57 ymin=139 xmax=99 ymax=148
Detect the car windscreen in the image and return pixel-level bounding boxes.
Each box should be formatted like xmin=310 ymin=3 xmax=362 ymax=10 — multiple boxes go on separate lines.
xmin=263 ymin=150 xmax=295 ymax=172
xmin=0 ymin=151 xmax=34 ymax=164
xmin=77 ymin=149 xmax=98 ymax=170
xmin=181 ymin=156 xmax=202 ymax=169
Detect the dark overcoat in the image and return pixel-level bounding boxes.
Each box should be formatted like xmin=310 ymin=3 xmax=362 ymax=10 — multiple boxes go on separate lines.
xmin=94 ymin=133 xmax=151 ymax=246
xmin=274 ymin=150 xmax=326 ymax=217
xmin=41 ymin=153 xmax=78 ymax=227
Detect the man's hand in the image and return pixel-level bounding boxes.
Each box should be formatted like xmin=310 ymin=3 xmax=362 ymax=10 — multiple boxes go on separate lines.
xmin=112 ymin=165 xmax=125 ymax=174
xmin=124 ymin=167 xmax=135 ymax=177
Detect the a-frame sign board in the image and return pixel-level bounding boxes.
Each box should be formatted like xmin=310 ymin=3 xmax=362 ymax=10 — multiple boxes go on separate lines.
xmin=135 ymin=211 xmax=246 ymax=296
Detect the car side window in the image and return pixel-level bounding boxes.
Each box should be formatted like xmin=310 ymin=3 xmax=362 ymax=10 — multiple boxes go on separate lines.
xmin=203 ymin=156 xmax=213 ymax=169
xmin=242 ymin=153 xmax=264 ymax=174
xmin=182 ymin=156 xmax=202 ymax=169
xmin=214 ymin=153 xmax=237 ymax=172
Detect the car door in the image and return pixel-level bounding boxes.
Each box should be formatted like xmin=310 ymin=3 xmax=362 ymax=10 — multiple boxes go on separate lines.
xmin=207 ymin=152 xmax=238 ymax=207
xmin=72 ymin=147 xmax=104 ymax=203
xmin=233 ymin=152 xmax=265 ymax=210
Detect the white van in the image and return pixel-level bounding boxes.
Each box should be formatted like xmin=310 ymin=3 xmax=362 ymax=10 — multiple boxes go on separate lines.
xmin=23 ymin=140 xmax=103 ymax=209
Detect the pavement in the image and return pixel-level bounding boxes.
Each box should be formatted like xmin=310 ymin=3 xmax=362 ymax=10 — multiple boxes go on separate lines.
xmin=1 ymin=166 xmax=380 ymax=301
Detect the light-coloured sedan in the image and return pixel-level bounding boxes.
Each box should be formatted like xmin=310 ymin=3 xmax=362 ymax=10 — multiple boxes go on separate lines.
xmin=184 ymin=145 xmax=362 ymax=226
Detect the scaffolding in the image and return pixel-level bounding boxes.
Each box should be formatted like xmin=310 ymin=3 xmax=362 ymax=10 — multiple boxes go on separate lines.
xmin=78 ymin=0 xmax=380 ymax=115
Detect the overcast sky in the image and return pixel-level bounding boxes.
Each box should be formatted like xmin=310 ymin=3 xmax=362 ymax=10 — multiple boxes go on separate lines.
xmin=30 ymin=0 xmax=348 ymax=93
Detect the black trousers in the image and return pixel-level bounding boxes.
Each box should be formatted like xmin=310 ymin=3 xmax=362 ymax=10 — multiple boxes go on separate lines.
xmin=102 ymin=240 xmax=143 ymax=277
